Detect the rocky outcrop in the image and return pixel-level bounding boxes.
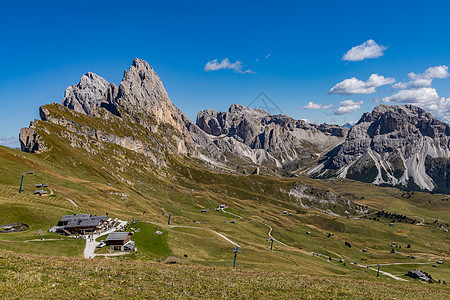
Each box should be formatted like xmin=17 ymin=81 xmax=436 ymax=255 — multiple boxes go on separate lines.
xmin=19 ymin=121 xmax=48 ymax=153
xmin=196 ymin=104 xmax=348 ymax=170
xmin=106 ymin=58 xmax=197 ymax=154
xmin=286 ymin=182 xmax=369 ymax=216
xmin=310 ymin=104 xmax=450 ymax=193
xmin=22 ymin=59 xmax=202 ymax=161
xmin=62 ymin=72 xmax=110 ymax=115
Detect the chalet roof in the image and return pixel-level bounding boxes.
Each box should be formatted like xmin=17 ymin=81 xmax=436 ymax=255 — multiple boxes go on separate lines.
xmin=66 ymin=219 xmax=101 ymax=228
xmin=408 ymin=270 xmax=430 ymax=280
xmin=106 ymin=232 xmax=131 ymax=241
xmin=409 ymin=270 xmax=426 ymax=276
xmin=61 ymin=214 xmax=90 ymax=222
xmin=91 ymin=215 xmax=108 ymax=222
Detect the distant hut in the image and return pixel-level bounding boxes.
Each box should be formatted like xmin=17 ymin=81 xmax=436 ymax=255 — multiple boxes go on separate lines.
xmin=34 ymin=190 xmax=48 ymax=196
xmin=106 ymin=232 xmax=133 ymax=251
xmin=406 ymin=270 xmax=430 ymax=281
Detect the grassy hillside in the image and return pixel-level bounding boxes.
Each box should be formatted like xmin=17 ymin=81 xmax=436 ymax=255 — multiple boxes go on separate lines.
xmin=0 ymin=249 xmax=448 ymax=299
xmin=1 ymin=103 xmax=449 ymax=296
xmin=0 ymin=143 xmax=448 ymax=283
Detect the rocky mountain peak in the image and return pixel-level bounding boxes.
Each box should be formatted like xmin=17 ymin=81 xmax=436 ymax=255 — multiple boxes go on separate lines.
xmin=357 ymin=104 xmax=449 ymax=137
xmin=196 ymin=104 xmax=348 ymax=170
xmin=310 ymin=104 xmax=450 ymax=193
xmin=61 ymin=72 xmax=110 ymax=115
xmin=21 ymin=58 xmax=198 ymax=156
xmin=115 ymin=58 xmax=172 ymax=117
xmin=228 ymin=103 xmax=269 ymax=117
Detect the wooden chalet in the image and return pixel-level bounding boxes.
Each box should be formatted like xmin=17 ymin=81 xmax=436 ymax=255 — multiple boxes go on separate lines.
xmin=34 ymin=190 xmax=48 ymax=196
xmin=59 ymin=214 xmax=107 ymax=235
xmin=106 ymin=232 xmax=133 ymax=251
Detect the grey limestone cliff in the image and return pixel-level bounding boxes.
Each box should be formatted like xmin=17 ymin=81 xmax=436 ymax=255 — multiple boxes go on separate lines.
xmin=309 ymin=104 xmax=450 ymax=193
xmin=196 ymin=104 xmax=348 ymax=170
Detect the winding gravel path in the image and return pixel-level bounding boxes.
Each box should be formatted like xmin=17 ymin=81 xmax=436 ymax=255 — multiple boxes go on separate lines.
xmin=146 ymin=221 xmax=241 ymax=247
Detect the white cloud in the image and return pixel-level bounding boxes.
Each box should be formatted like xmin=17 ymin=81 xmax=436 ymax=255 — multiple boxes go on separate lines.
xmin=383 ymin=87 xmax=440 ymax=104
xmin=392 ymin=82 xmax=410 ymax=89
xmin=0 ymin=136 xmax=20 ymax=148
xmin=334 ymin=100 xmax=363 ymax=115
xmin=204 ymin=58 xmax=254 ymax=74
xmin=300 ymin=101 xmax=332 ymax=109
xmin=384 ymin=66 xmax=450 ymax=122
xmin=394 ymin=66 xmax=449 ymax=89
xmin=328 ymin=74 xmax=395 ymax=95
xmin=410 ymin=65 xmax=449 ymax=80
xmin=265 ymin=54 xmax=271 ymax=59
xmin=342 ymin=39 xmax=387 ymax=62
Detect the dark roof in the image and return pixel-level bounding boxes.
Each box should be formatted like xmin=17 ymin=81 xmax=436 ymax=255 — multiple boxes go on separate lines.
xmin=409 ymin=270 xmax=426 ymax=276
xmin=407 ymin=270 xmax=430 ymax=280
xmin=91 ymin=215 xmax=108 ymax=222
xmin=106 ymin=232 xmax=131 ymax=241
xmin=61 ymin=214 xmax=90 ymax=222
xmin=66 ymin=219 xmax=101 ymax=228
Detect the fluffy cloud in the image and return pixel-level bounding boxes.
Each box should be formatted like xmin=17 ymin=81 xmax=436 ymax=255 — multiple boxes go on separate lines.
xmin=328 ymin=74 xmax=395 ymax=95
xmin=300 ymin=101 xmax=332 ymax=109
xmin=0 ymin=136 xmax=20 ymax=148
xmin=204 ymin=58 xmax=254 ymax=74
xmin=383 ymin=87 xmax=439 ymax=103
xmin=342 ymin=39 xmax=387 ymax=62
xmin=334 ymin=100 xmax=363 ymax=115
xmin=411 ymin=65 xmax=449 ymax=80
xmin=393 ymin=66 xmax=449 ymax=89
xmin=384 ymin=66 xmax=450 ymax=122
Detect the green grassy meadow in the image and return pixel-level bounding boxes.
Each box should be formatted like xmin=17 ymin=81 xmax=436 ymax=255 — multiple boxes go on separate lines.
xmin=0 ymin=134 xmax=449 ymax=298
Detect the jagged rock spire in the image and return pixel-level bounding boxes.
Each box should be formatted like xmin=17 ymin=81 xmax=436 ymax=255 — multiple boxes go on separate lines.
xmin=62 ymin=72 xmax=110 ymax=115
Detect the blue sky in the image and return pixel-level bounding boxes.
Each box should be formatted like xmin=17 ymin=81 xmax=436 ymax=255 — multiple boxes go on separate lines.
xmin=1 ymin=0 xmax=450 ymax=148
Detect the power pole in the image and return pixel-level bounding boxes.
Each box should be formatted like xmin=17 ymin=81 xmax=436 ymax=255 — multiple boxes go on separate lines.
xmin=168 ymin=212 xmax=172 ymax=225
xmin=232 ymin=244 xmax=242 ymax=268
xmin=377 ymin=264 xmax=380 ymax=278
xmin=19 ymin=173 xmax=25 ymax=193
xmin=267 ymin=238 xmax=274 ymax=250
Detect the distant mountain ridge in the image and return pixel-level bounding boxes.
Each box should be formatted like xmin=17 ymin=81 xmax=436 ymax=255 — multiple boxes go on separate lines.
xmin=19 ymin=58 xmax=450 ymax=194
xmin=309 ymin=104 xmax=450 ymax=193
xmin=195 ymin=104 xmax=347 ymax=170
